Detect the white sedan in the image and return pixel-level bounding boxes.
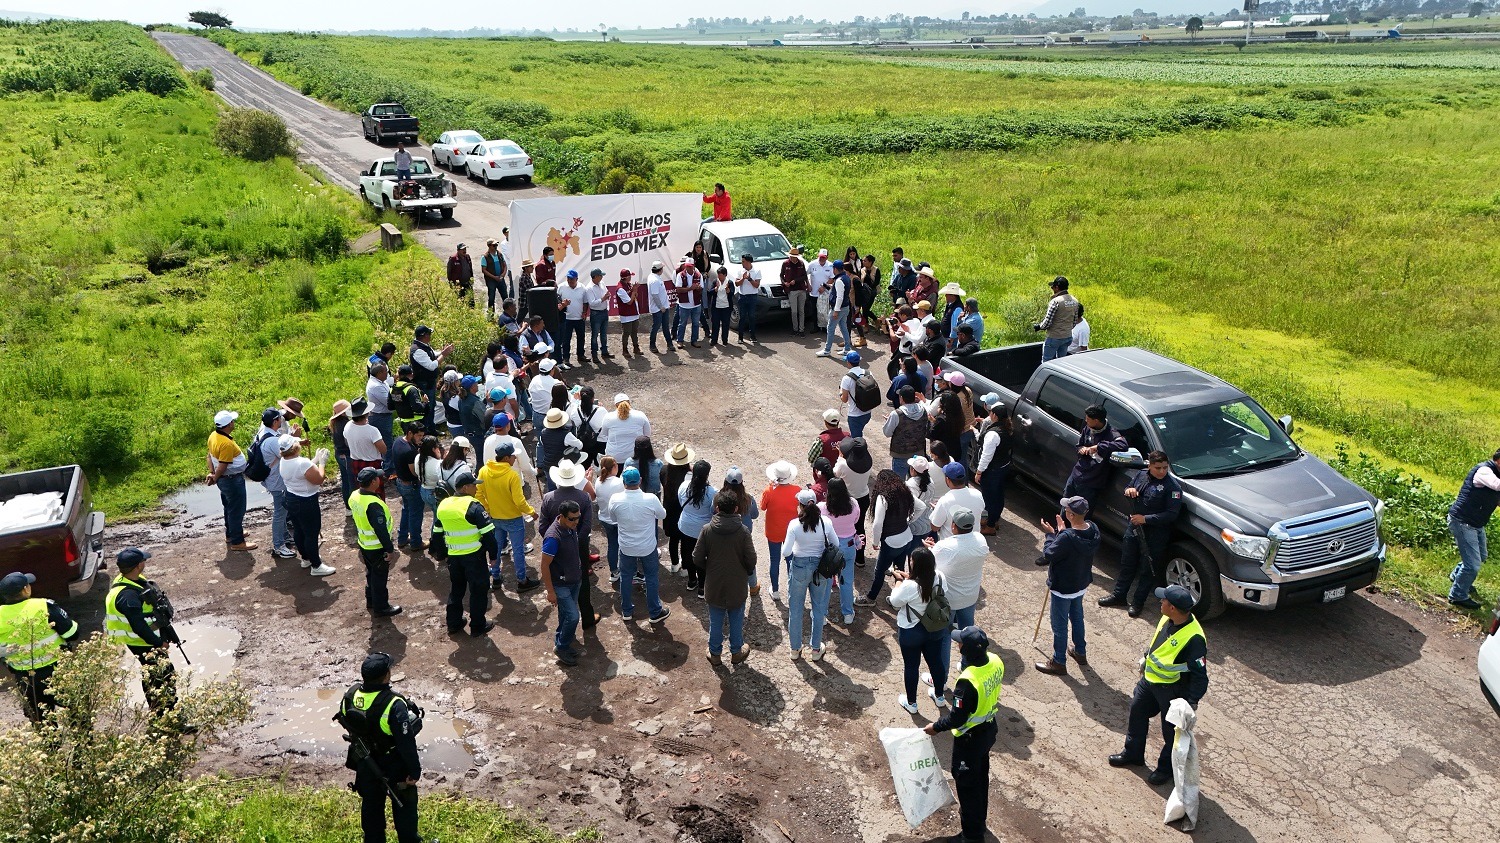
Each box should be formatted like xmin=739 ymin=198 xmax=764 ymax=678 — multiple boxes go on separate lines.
xmin=1482 ymin=603 xmax=1500 ymax=715
xmin=463 ymin=139 xmax=534 ymax=186
xmin=431 ymin=130 xmax=485 ymax=170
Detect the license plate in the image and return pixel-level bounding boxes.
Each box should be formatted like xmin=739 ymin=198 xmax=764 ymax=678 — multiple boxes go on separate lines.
xmin=1322 ymin=585 xmax=1347 ymax=603
xmin=508 ymin=161 xmax=519 ymax=168
xmin=780 ymin=299 xmax=791 ymax=308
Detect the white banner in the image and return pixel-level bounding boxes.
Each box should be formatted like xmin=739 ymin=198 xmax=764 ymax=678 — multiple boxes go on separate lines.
xmin=508 ymin=193 xmax=702 ymax=295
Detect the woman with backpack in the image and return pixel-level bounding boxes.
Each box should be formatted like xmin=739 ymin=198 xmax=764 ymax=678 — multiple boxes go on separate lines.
xmin=819 ymin=478 xmax=861 ymax=626
xmin=782 ymin=489 xmax=836 ymax=661
xmin=859 ymin=469 xmax=916 ymax=606
xmin=568 ymin=387 xmax=608 ymax=469
xmin=890 ymin=546 xmax=950 ymax=714
xmin=440 ymin=437 xmax=474 ymax=491
xmin=676 ymin=459 xmax=717 ymax=598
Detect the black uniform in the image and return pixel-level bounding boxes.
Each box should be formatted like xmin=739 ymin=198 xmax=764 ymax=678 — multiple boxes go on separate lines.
xmin=339 ymin=682 xmax=423 ymax=843
xmin=1110 ymin=471 xmax=1184 ymax=609
xmin=438 ymin=498 xmax=501 ymax=634
xmin=3 ymin=598 xmax=78 ymax=721
xmin=358 ymin=495 xmax=397 ymax=613
xmin=1123 ymin=619 xmax=1208 ymax=773
xmin=113 ymin=580 xmax=179 ymax=712
xmin=929 ymin=654 xmax=1000 ymax=843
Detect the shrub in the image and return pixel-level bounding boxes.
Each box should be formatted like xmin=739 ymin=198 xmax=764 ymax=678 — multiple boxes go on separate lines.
xmin=189 ymin=68 xmax=215 ymax=90
xmin=736 ymin=191 xmax=808 ymax=244
xmin=214 ymin=107 xmax=297 ymax=161
xmin=589 ymin=140 xmax=667 ymax=195
xmin=362 ymin=251 xmax=496 ymax=372
xmin=0 ymin=635 xmax=251 ymax=843
xmin=290 ymin=265 xmax=320 ymax=311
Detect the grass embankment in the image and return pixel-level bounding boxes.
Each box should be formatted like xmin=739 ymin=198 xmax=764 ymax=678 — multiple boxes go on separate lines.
xmin=203 ymin=30 xmax=1500 ymax=609
xmin=0 ymin=22 xmax=493 ymax=516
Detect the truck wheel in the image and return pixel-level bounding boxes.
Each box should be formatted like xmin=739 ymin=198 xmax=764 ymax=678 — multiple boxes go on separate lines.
xmin=1163 ymin=543 xmax=1226 ymax=620
xmin=729 ymin=303 xmax=741 ymax=331
xmin=382 ymin=195 xmax=392 ymax=211
xmin=375 ymin=127 xmax=384 ymax=145
xmin=440 ymin=208 xmax=454 ymax=221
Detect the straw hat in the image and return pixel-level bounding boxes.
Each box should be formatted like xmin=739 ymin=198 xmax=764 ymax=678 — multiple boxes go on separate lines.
xmin=917 ymin=266 xmax=936 ymax=279
xmin=548 ymin=460 xmax=587 ymax=489
xmin=765 ymin=460 xmax=798 ymax=483
xmin=544 ymin=408 xmax=568 ymax=429
xmin=664 ymin=443 xmax=696 ymax=466
xmin=938 ymin=282 xmax=965 ymax=297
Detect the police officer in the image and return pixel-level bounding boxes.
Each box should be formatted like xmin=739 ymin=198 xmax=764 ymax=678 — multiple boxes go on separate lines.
xmin=391 ymin=365 xmax=429 ymax=433
xmin=351 ymin=467 xmax=402 ymax=618
xmin=0 ymin=571 xmax=79 ymax=721
xmin=1099 ymin=449 xmax=1183 ymax=617
xmin=1110 ymin=584 xmax=1208 ymax=786
xmin=433 ymin=471 xmax=499 ymax=636
xmin=337 ymin=652 xmax=424 ymax=843
xmin=924 ymin=626 xmax=1003 ymax=843
xmin=104 ymin=548 xmax=180 ymax=715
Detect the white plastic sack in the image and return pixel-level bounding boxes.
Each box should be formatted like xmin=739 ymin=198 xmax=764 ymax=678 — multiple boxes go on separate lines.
xmin=879 ymin=726 xmax=954 ymax=829
xmin=1163 ymin=698 xmax=1200 ymax=831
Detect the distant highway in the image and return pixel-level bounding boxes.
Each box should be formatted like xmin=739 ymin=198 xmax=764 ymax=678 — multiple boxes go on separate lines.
xmin=152 ymin=32 xmax=554 ymax=259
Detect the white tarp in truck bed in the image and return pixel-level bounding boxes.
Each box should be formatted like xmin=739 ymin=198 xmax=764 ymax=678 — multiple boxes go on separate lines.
xmin=0 ymin=491 xmax=64 ymax=530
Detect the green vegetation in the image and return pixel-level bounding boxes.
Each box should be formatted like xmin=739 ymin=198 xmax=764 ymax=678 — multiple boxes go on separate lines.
xmin=0 ymin=20 xmax=184 ymax=97
xmin=214 ymin=106 xmax=297 ymax=160
xmin=0 ymin=22 xmax=492 ymax=516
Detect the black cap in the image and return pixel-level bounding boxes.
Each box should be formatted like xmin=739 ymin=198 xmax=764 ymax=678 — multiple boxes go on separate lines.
xmin=951 ymin=625 xmax=989 ymax=651
xmin=451 ymin=471 xmax=477 ymax=489
xmin=1156 ymin=585 xmax=1196 ymax=612
xmin=261 ymin=408 xmax=282 ymax=426
xmin=116 ymin=547 xmax=151 ymax=569
xmin=590 ymin=268 xmax=604 ymax=277
xmin=356 ymin=467 xmax=383 ymax=485
xmin=360 ymin=652 xmax=394 ymax=684
xmin=414 ymin=325 xmax=432 ymax=337
xmin=0 ymin=572 xmax=36 ymax=599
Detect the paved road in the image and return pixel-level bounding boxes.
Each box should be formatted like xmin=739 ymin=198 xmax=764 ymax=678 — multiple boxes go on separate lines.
xmin=152 ymin=32 xmax=554 ymax=258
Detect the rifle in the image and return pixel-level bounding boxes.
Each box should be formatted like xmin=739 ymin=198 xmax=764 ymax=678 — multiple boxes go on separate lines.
xmin=333 ymin=712 xmax=404 ymax=808
xmin=147 ymin=582 xmax=190 ymax=665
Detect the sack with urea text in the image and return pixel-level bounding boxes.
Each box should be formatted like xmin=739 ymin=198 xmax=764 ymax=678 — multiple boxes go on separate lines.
xmin=853 ymin=372 xmax=882 ymax=412
xmin=244 ymin=432 xmax=273 ymax=482
xmin=879 ymin=726 xmax=954 ymax=829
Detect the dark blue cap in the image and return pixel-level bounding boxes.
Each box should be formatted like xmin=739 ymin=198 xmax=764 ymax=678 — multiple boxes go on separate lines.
xmin=0 ymin=572 xmax=36 ymax=598
xmin=116 ymin=547 xmax=151 ymax=569
xmin=951 ymin=625 xmax=989 ymax=651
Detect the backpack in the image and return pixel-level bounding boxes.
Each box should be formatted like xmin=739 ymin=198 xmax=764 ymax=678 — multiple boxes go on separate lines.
xmin=815 ymin=521 xmax=844 ymax=580
xmin=576 ymin=408 xmax=603 ymax=462
xmin=244 ymin=432 xmax=273 ymax=482
xmin=916 ymin=578 xmax=953 ymax=633
xmin=852 ymin=372 xmax=881 ymax=413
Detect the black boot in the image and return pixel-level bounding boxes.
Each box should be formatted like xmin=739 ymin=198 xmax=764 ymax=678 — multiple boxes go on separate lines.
xmin=1097 ymin=594 xmax=1125 ymax=607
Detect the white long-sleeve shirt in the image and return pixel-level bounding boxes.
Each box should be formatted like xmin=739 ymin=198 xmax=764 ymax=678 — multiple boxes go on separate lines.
xmin=889 ymin=572 xmax=947 ymax=629
xmin=782 ymin=515 xmax=837 ymax=561
xmin=1476 ymin=465 xmax=1500 ymax=491
xmin=646 ymin=273 xmax=670 ymax=313
xmin=483 ymin=432 xmax=535 ymax=481
xmin=870 ymin=494 xmax=914 ymax=547
xmin=977 ymin=428 xmax=1005 ymax=472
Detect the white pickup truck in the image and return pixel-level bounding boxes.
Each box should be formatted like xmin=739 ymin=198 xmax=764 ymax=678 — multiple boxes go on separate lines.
xmin=357 ymin=156 xmax=457 ymax=220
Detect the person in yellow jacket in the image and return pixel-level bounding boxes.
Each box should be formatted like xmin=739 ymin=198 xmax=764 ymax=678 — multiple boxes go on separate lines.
xmin=476 ymin=441 xmax=540 ymax=592
xmin=0 ymin=572 xmax=79 ymax=721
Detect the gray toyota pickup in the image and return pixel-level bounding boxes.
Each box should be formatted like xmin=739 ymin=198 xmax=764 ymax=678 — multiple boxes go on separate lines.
xmin=943 ymin=343 xmax=1386 ymax=618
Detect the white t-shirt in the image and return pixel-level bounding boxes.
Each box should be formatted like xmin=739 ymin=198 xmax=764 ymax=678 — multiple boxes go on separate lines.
xmin=595 ymin=476 xmax=625 ymax=525
xmin=735 ymin=267 xmax=761 ymax=296
xmin=601 ymin=411 xmax=651 ymax=462
xmin=1069 ymin=318 xmax=1091 ymax=354
xmin=932 ymin=532 xmax=987 ymax=611
xmin=559 ymin=283 xmax=589 ymax=320
xmin=930 ymin=486 xmax=986 ymax=538
xmin=841 ymin=367 xmax=870 ymax=419
xmin=279 ymin=455 xmax=320 ymax=497
xmin=529 ymin=373 xmax=559 ymax=414
xmin=834 ymin=457 xmax=871 ymax=498
xmin=807 ymin=260 xmax=835 ymax=295
xmin=345 ymin=421 xmax=385 ymax=461
xmin=889 ymin=572 xmax=947 ymax=629
xmin=646 ymin=273 xmax=670 ymax=313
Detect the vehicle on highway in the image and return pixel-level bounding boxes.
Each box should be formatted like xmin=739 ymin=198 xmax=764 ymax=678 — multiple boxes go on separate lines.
xmin=943 ymin=344 xmax=1387 ymax=619
xmin=0 ymin=465 xmax=106 ymax=600
xmin=361 ymin=102 xmax=419 ymax=145
xmin=1482 ymin=603 xmax=1500 ymax=715
xmin=697 ymin=218 xmax=795 ymax=330
xmin=462 ymin=139 xmax=534 ymax=186
xmin=358 ymin=157 xmax=457 ymax=220
xmin=432 ymin=129 xmax=485 ymax=170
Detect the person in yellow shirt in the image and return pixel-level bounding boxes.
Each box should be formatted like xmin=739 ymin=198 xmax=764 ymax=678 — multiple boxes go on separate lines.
xmin=206 ymin=409 xmax=256 ymax=551
xmin=476 ymin=441 xmax=539 ymax=592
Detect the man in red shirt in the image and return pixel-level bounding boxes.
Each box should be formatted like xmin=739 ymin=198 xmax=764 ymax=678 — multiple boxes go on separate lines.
xmin=702 ymin=183 xmax=732 ymax=222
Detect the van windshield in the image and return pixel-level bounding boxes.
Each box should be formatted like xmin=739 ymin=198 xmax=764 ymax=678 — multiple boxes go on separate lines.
xmin=1152 ymin=398 xmax=1299 ymax=478
xmin=726 ymin=234 xmax=791 ymax=263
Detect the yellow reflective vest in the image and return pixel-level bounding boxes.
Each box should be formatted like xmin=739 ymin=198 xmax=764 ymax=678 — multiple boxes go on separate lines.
xmin=952 ymin=653 xmax=1004 ymax=737
xmin=349 ymin=490 xmax=393 ymax=551
xmin=435 ymin=495 xmax=493 ymax=557
xmin=105 ymin=575 xmax=157 ymax=649
xmin=1142 ymin=615 xmax=1206 ymax=685
xmin=0 ymin=598 xmax=73 ymax=672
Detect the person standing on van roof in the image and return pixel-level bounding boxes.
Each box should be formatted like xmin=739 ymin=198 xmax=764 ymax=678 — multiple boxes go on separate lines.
xmin=207 ymin=409 xmax=256 ymax=552
xmin=702 ymin=183 xmax=732 ymax=222
xmin=1033 ymin=276 xmax=1080 ymax=362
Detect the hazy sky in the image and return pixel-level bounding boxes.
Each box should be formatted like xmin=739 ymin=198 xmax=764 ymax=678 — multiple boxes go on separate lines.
xmin=17 ymin=1 xmax=1050 ymax=32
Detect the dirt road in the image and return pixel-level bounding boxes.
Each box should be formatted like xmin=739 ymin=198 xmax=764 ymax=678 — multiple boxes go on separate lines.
xmin=51 ymin=32 xmax=1494 ymax=843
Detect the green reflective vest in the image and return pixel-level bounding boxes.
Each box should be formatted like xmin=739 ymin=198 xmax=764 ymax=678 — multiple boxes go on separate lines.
xmin=349 ymin=490 xmax=392 ymax=551
xmin=0 ymin=598 xmax=70 ymax=672
xmin=435 ymin=495 xmax=492 ymax=557
xmin=105 ymin=575 xmax=156 ymax=649
xmin=342 ymin=687 xmax=400 ymax=737
xmin=1142 ymin=615 xmax=1206 ymax=685
xmin=952 ymin=653 xmax=1004 ymax=737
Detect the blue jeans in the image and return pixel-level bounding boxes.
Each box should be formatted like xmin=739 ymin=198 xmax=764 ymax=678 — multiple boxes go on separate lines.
xmin=650 ymin=309 xmax=671 ymax=346
xmin=940 ymin=604 xmax=977 ymax=678
xmin=1050 ymin=593 xmax=1086 ymax=666
xmin=493 ymin=516 xmax=528 ymax=582
xmin=766 ymin=541 xmax=783 ymax=591
xmin=674 ymin=306 xmax=701 ymax=344
xmin=787 ymin=555 xmax=830 ymax=652
xmin=561 ymin=319 xmax=585 ymax=361
xmin=554 ymin=580 xmax=581 ymax=654
xmin=836 ymin=535 xmax=858 ymax=619
xmin=891 ymin=458 xmax=910 ymax=479
xmin=848 ymin=413 xmax=870 ymax=439
xmin=394 ymin=479 xmax=424 ymax=545
xmin=603 ymin=522 xmax=619 ymax=576
xmin=268 ymin=488 xmax=289 ymax=551
xmin=1449 ymin=514 xmax=1489 ymax=602
xmin=708 ymin=604 xmax=746 ymax=656
xmin=419 ymin=487 xmax=440 ymax=540
xmin=979 ymin=463 xmax=1008 ymax=526
xmin=1042 ymin=337 xmax=1071 ymax=362
xmin=218 ymin=472 xmax=247 ymax=544
xmin=866 ymin=537 xmax=912 ymax=601
xmin=589 ymin=309 xmax=609 ymax=356
xmin=710 ymin=306 xmax=731 ymax=344
xmin=900 ymin=623 xmax=949 ymax=704
xmin=823 ymin=306 xmax=850 ymax=353
xmin=737 ymin=296 xmax=759 ymax=341
xmin=619 ymin=549 xmax=665 ymax=618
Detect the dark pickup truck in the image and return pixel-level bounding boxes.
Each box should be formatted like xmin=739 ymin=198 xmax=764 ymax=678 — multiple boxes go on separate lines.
xmin=0 ymin=465 xmax=107 ymax=600
xmin=944 ymin=343 xmax=1386 ymax=618
xmin=362 ymin=102 xmax=420 ymax=145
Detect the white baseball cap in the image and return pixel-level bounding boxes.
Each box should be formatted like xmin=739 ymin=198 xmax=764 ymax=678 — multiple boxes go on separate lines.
xmin=539 ymin=358 xmax=556 ymax=373
xmin=822 ymin=409 xmax=841 ymax=425
xmin=818 ymin=248 xmax=829 ymax=257
xmin=277 ymin=433 xmax=299 ymax=453
xmin=214 ymin=409 xmax=238 ymax=427
xmin=613 ymin=392 xmax=630 ymax=405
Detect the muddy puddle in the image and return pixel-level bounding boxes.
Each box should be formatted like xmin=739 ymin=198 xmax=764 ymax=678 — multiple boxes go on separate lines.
xmin=163 ymin=482 xmax=272 ymax=521
xmin=120 ymin=619 xmax=241 ymax=707
xmin=255 ymin=687 xmax=477 ymax=772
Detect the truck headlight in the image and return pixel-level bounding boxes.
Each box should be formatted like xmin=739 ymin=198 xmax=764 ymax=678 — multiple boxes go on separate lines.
xmin=1374 ymin=499 xmax=1386 ymax=530
xmin=1221 ymin=528 xmax=1270 ymax=560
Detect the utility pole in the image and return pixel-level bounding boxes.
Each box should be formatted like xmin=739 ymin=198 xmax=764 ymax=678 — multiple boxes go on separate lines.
xmin=1244 ymin=0 xmax=1258 ymax=46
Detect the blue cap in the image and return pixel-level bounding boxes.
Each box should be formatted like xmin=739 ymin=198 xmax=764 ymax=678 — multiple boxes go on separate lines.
xmin=494 ymin=441 xmax=515 ymax=458
xmin=116 ymin=547 xmax=151 ymax=569
xmin=566 ymin=269 xmax=579 ymax=279
xmin=460 ymin=375 xmax=478 ymax=390
xmin=489 ymin=386 xmax=508 ymax=401
xmin=942 ymin=462 xmax=968 ymax=483
xmin=622 ymin=467 xmax=642 ymax=485
xmin=843 ymin=351 xmax=861 ymax=365
xmin=831 ymin=259 xmax=845 ymax=269
xmin=0 ymin=572 xmax=36 ymax=598
xmin=951 ymin=625 xmax=990 ymax=651
xmin=492 ymin=412 xmax=511 ymax=429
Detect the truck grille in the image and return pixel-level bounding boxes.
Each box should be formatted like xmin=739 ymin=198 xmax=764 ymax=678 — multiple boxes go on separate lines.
xmin=1272 ymin=507 xmax=1380 ymax=572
